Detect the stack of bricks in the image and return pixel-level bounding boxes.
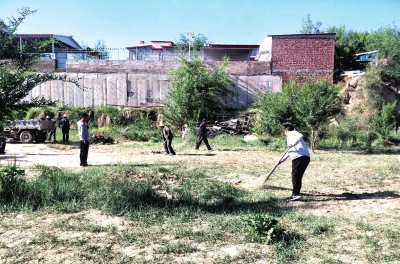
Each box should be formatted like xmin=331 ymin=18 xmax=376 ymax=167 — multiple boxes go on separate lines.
xmin=270 ymin=33 xmax=335 ymax=85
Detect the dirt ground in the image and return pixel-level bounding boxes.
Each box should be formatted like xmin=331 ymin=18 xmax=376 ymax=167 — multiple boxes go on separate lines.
xmin=2 ymin=140 xmax=400 ymax=223
xmin=1 ymin=140 xmax=400 ymax=263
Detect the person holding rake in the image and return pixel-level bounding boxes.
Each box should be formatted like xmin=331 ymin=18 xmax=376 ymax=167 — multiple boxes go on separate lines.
xmin=159 ymin=121 xmax=176 ymax=155
xmin=279 ymin=124 xmax=310 ymax=201
xmin=195 ymin=118 xmax=212 ymax=151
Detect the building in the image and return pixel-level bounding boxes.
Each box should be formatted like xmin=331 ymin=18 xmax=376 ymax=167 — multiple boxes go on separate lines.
xmin=257 ymin=33 xmax=336 ymax=83
xmin=203 ymin=43 xmax=259 ymax=61
xmin=126 ymin=41 xmax=175 ymax=61
xmin=14 ymin=34 xmax=82 ymax=69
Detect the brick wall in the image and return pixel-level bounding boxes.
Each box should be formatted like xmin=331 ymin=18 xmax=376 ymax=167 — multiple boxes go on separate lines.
xmin=35 ymin=60 xmax=56 ymax=72
xmin=66 ymin=60 xmax=271 ymax=75
xmin=270 ymin=33 xmax=335 ymax=84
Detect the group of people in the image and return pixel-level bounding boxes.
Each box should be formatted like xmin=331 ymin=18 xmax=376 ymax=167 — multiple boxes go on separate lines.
xmin=159 ymin=120 xmax=310 ymax=201
xmin=159 ymin=118 xmax=213 ymax=156
xmin=2 ymin=112 xmax=312 ymax=201
xmin=45 ymin=114 xmax=71 ymax=143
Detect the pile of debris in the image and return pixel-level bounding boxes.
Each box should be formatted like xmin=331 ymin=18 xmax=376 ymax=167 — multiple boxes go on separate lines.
xmin=206 ymin=115 xmax=250 ymax=138
xmin=89 ymin=134 xmax=114 ymax=144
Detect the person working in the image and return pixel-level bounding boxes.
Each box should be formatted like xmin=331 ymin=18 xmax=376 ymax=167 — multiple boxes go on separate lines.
xmin=279 ymin=124 xmax=310 ymax=201
xmin=77 ymin=113 xmax=90 ymax=166
xmin=159 ymin=121 xmax=176 ymax=155
xmin=59 ymin=114 xmax=71 ymax=142
xmin=195 ymin=118 xmax=212 ymax=151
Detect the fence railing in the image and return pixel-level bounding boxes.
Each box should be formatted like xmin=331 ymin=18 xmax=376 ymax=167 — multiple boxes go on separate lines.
xmin=62 ymin=48 xmax=205 ymax=61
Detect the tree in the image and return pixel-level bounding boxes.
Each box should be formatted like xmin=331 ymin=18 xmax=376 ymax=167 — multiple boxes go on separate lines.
xmin=0 ymin=8 xmax=80 ymax=123
xmin=174 ymin=33 xmax=208 ymax=55
xmin=365 ymin=25 xmax=400 ymax=86
xmin=372 ymin=102 xmax=397 ymax=140
xmin=291 ymin=79 xmax=341 ymax=152
xmin=327 ymin=26 xmax=369 ymax=81
xmin=162 ymin=55 xmax=231 ymax=126
xmin=252 ymin=82 xmax=299 ymax=135
xmin=254 ymin=79 xmax=341 ymax=152
xmin=299 ymin=13 xmax=323 ymax=34
xmin=73 ymin=39 xmax=109 ymax=60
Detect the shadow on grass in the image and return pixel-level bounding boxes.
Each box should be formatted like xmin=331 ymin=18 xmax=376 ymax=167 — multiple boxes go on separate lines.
xmin=301 ymin=191 xmax=400 ymax=202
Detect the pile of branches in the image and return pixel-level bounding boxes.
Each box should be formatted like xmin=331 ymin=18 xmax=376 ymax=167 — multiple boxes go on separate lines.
xmin=89 ymin=134 xmax=114 ymax=144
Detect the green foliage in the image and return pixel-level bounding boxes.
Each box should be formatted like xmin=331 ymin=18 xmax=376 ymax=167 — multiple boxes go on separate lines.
xmin=253 ymin=79 xmax=341 ymax=150
xmin=0 ymin=8 xmax=80 ymax=123
xmin=299 ymin=13 xmax=323 ymax=34
xmin=162 ymin=55 xmax=232 ymax=126
xmin=252 ymin=82 xmax=298 ymax=135
xmin=372 ymin=102 xmax=397 ymax=140
xmin=364 ymin=25 xmax=400 ymax=86
xmin=0 ymin=165 xmax=26 ymax=204
xmin=293 ymin=79 xmax=341 ymax=128
xmin=243 ymin=214 xmax=280 ymax=244
xmin=175 ymin=33 xmax=208 ymax=53
xmin=326 ymin=25 xmax=369 ymax=81
xmin=121 ymin=112 xmax=159 ymax=141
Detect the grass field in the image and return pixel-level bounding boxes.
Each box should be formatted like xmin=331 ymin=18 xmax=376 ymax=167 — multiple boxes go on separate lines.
xmin=1 ymin=135 xmax=400 ymax=263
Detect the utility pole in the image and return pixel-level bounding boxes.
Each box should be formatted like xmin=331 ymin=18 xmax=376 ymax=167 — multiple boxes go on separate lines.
xmin=187 ymin=31 xmax=194 ymax=61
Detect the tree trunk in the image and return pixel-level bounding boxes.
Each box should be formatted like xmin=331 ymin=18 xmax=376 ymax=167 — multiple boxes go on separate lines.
xmin=310 ymin=128 xmax=318 ymax=153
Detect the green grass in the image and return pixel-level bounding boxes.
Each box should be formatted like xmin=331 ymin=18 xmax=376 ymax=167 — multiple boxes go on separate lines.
xmin=1 ymin=138 xmax=400 ymax=263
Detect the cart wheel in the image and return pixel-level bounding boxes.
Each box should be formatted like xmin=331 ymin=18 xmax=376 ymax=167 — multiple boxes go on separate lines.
xmin=20 ymin=131 xmax=34 ymax=143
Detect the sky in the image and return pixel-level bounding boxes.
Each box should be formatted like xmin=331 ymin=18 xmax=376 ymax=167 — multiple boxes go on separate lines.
xmin=1 ymin=0 xmax=400 ymax=48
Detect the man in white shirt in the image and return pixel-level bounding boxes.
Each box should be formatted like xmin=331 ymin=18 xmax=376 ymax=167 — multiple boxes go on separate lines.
xmin=77 ymin=113 xmax=90 ymax=166
xmin=279 ymin=124 xmax=311 ymax=201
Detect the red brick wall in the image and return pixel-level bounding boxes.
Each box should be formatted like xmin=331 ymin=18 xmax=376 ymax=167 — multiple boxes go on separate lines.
xmin=271 ymin=34 xmax=335 ymax=84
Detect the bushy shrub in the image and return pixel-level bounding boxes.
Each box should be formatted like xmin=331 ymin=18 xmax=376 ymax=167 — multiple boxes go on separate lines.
xmin=243 ymin=214 xmax=280 ymax=244
xmin=0 ymin=165 xmax=26 ymax=204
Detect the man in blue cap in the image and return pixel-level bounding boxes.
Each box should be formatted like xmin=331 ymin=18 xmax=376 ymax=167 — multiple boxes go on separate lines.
xmin=195 ymin=118 xmax=212 ymax=150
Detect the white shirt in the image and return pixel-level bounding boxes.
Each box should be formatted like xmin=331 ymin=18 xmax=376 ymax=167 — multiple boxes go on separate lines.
xmin=77 ymin=120 xmax=89 ymax=141
xmin=281 ymin=130 xmax=310 ymax=162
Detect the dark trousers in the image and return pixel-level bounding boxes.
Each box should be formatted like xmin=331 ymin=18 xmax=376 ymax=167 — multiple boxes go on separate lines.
xmin=163 ymin=139 xmax=176 ymax=155
xmin=80 ymin=140 xmax=89 ymax=165
xmin=62 ymin=130 xmax=69 ymax=142
xmin=0 ymin=137 xmax=6 ymax=154
xmin=291 ymin=156 xmax=310 ymax=195
xmin=195 ymin=136 xmax=211 ymax=150
xmin=48 ymin=129 xmax=56 ymax=142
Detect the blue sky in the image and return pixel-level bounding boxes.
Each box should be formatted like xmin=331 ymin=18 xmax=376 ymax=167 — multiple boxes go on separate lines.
xmin=1 ymin=0 xmax=400 ymax=48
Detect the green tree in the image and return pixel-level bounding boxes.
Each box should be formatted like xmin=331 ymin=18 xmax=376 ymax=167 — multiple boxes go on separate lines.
xmin=0 ymin=8 xmax=79 ymax=123
xmin=162 ymin=55 xmax=231 ymax=126
xmin=291 ymin=79 xmax=341 ymax=151
xmin=252 ymin=82 xmax=299 ymax=135
xmin=175 ymin=33 xmax=208 ymax=54
xmin=365 ymin=25 xmax=400 ymax=86
xmin=299 ymin=13 xmax=322 ymax=34
xmin=372 ymin=101 xmax=397 ymax=139
xmin=326 ymin=25 xmax=368 ymax=81
xmin=74 ymin=39 xmax=109 ymax=60
xmin=254 ymin=79 xmax=341 ymax=152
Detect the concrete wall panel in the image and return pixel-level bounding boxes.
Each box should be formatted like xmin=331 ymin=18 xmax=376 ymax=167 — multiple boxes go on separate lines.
xmin=26 ymin=72 xmax=281 ymax=109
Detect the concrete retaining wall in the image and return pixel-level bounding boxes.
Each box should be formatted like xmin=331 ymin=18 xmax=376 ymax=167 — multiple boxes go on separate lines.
xmin=66 ymin=60 xmax=271 ymax=75
xmin=26 ymin=73 xmax=281 ymax=109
